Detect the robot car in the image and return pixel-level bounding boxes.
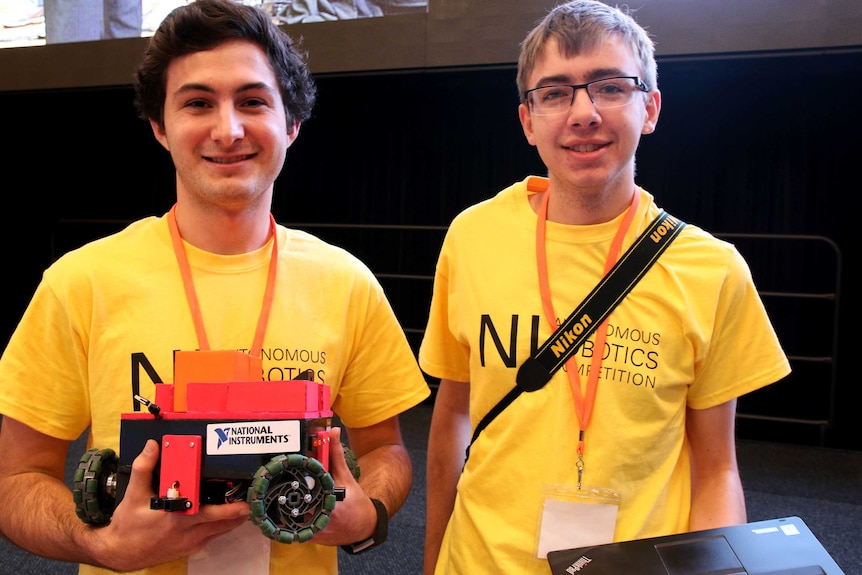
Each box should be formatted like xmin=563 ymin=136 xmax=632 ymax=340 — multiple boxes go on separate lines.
xmin=72 ymin=350 xmax=358 ymax=544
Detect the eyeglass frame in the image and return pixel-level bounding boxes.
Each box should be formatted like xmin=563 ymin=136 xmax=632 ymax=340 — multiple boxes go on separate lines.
xmin=523 ymin=76 xmax=649 ymax=114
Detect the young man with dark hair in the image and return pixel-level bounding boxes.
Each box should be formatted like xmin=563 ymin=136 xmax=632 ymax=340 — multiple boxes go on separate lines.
xmin=0 ymin=2 xmax=429 ymax=573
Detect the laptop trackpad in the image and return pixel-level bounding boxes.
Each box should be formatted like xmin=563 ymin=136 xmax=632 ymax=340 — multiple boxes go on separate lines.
xmin=655 ymin=535 xmax=747 ymax=575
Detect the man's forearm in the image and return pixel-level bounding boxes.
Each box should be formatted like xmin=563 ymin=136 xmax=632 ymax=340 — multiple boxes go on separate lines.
xmin=0 ymin=471 xmax=103 ymax=566
xmin=355 ymin=443 xmax=413 ymax=516
xmin=689 ymin=470 xmax=747 ymax=531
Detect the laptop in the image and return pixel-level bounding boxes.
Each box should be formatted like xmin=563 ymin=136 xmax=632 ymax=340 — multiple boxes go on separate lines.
xmin=547 ymin=516 xmax=845 ymax=575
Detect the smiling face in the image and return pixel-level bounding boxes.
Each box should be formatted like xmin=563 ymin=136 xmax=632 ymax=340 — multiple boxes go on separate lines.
xmin=519 ymin=35 xmax=660 ymax=203
xmin=150 ymin=39 xmax=299 ymax=214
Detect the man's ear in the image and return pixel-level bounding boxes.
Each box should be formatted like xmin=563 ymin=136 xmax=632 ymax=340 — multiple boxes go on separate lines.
xmin=150 ymin=118 xmax=170 ymax=151
xmin=518 ymin=103 xmax=537 ymax=146
xmin=642 ymin=89 xmax=661 ymax=135
xmin=287 ymin=119 xmax=301 ymax=146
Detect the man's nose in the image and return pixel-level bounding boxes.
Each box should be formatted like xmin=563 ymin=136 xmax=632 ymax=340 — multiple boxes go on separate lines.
xmin=567 ymin=87 xmax=600 ymax=125
xmin=212 ymin=106 xmax=244 ymax=143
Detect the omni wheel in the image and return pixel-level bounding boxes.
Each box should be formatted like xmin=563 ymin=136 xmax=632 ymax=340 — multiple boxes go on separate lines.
xmin=343 ymin=443 xmax=361 ymax=481
xmin=72 ymin=448 xmax=119 ymax=525
xmin=248 ymin=454 xmax=337 ymax=544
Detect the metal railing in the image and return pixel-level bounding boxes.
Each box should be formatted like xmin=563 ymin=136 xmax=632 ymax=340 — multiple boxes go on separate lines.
xmin=715 ymin=233 xmax=841 ymax=445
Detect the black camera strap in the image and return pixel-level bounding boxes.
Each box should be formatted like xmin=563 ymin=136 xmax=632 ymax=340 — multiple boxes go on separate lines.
xmin=465 ymin=210 xmax=685 ymax=461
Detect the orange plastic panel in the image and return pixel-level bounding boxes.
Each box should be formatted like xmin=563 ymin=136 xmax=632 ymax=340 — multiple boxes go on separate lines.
xmin=173 ymin=350 xmax=262 ymax=411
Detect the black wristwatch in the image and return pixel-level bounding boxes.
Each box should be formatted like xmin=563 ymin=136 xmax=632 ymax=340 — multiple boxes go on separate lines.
xmin=341 ymin=498 xmax=388 ymax=555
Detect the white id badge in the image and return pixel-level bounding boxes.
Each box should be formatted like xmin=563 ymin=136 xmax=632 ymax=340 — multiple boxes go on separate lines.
xmin=535 ymin=484 xmax=620 ymax=559
xmin=188 ymin=520 xmax=271 ymax=575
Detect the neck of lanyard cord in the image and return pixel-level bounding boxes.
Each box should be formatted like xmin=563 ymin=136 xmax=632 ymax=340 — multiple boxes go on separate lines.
xmin=167 ymin=204 xmax=278 ymax=357
xmin=535 ymin=188 xmax=639 ymax=456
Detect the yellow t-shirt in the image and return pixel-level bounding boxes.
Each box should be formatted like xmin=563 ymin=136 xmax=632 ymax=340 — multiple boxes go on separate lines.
xmin=419 ymin=177 xmax=791 ymax=575
xmin=0 ymin=214 xmax=430 ymax=575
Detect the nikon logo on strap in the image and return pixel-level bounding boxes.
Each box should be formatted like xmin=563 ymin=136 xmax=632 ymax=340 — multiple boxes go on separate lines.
xmin=550 ymin=313 xmax=593 ymax=359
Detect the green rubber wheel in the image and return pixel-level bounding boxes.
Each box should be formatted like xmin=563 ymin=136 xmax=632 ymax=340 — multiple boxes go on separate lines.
xmin=248 ymin=454 xmax=336 ymax=544
xmin=343 ymin=443 xmax=361 ymax=480
xmin=72 ymin=448 xmax=118 ymax=525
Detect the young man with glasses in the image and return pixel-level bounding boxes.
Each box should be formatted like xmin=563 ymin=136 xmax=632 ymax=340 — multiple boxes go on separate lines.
xmin=419 ymin=1 xmax=790 ymax=574
xmin=0 ymin=1 xmax=429 ymax=574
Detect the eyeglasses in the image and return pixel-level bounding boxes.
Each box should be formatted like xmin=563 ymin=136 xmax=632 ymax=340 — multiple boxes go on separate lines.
xmin=524 ymin=76 xmax=648 ymax=115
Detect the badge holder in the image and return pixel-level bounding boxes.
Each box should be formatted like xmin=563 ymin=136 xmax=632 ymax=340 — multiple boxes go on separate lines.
xmin=535 ymin=483 xmax=621 ymax=559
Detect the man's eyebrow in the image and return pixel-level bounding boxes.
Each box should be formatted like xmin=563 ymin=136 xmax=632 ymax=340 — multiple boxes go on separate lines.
xmin=173 ymin=82 xmax=215 ymax=96
xmin=533 ymin=74 xmax=571 ymax=88
xmin=235 ymin=82 xmax=279 ymax=96
xmin=587 ymin=68 xmax=628 ymax=81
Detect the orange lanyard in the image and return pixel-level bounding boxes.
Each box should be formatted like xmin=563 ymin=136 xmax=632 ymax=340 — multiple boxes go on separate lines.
xmin=167 ymin=204 xmax=278 ymax=357
xmin=535 ymin=184 xmax=639 ymax=478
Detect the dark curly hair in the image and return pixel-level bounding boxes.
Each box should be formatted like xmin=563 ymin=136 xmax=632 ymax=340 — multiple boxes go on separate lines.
xmin=134 ymin=0 xmax=316 ymax=129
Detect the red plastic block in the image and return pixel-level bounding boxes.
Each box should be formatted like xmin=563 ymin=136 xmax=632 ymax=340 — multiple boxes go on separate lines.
xmin=158 ymin=434 xmax=202 ymax=514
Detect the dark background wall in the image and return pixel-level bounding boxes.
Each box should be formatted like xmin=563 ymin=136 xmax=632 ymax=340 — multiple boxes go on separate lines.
xmin=1 ymin=45 xmax=859 ymax=450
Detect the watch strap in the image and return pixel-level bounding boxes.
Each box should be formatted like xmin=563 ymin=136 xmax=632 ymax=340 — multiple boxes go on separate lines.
xmin=340 ymin=498 xmax=388 ymax=554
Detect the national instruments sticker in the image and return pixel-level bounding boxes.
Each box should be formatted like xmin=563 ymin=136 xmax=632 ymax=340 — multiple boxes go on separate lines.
xmin=206 ymin=420 xmax=301 ymax=455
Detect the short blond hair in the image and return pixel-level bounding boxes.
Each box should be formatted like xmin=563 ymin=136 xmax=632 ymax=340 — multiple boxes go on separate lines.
xmin=517 ymin=1 xmax=657 ymax=101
